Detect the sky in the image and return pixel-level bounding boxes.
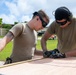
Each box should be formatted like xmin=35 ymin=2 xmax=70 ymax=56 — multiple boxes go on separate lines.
xmin=0 ymin=0 xmax=76 ymax=26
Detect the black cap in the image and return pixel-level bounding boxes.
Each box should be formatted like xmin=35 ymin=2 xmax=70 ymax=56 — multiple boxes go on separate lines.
xmin=55 ymin=7 xmax=71 ymax=20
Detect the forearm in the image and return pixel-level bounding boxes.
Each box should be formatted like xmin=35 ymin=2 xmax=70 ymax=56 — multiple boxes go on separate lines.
xmin=41 ymin=31 xmax=52 ymax=52
xmin=0 ymin=39 xmax=6 ymax=51
xmin=35 ymin=50 xmax=43 ymax=55
xmin=0 ymin=32 xmax=14 ymax=52
xmin=41 ymin=38 xmax=47 ymax=52
xmin=65 ymin=49 xmax=76 ymax=57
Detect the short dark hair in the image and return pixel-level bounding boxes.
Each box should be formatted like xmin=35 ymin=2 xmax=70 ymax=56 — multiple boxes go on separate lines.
xmin=55 ymin=6 xmax=73 ymax=21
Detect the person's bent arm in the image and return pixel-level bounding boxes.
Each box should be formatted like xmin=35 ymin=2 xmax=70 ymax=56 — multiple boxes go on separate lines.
xmin=0 ymin=32 xmax=14 ymax=51
xmin=35 ymin=50 xmax=43 ymax=56
xmin=41 ymin=31 xmax=52 ymax=52
xmin=65 ymin=49 xmax=76 ymax=57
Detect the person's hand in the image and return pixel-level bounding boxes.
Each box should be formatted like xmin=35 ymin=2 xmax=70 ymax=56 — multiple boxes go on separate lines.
xmin=43 ymin=51 xmax=51 ymax=58
xmin=49 ymin=49 xmax=66 ymax=58
xmin=49 ymin=52 xmax=66 ymax=58
xmin=43 ymin=49 xmax=66 ymax=58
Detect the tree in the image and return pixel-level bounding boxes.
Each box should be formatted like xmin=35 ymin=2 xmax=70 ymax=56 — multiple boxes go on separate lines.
xmin=14 ymin=22 xmax=18 ymax=24
xmin=0 ymin=18 xmax=2 ymax=27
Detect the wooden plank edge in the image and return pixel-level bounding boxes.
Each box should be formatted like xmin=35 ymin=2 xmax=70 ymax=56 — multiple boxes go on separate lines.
xmin=0 ymin=57 xmax=44 ymax=68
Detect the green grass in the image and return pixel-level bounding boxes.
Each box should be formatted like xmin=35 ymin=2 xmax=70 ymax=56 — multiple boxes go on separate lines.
xmin=36 ymin=39 xmax=57 ymax=50
xmin=0 ymin=39 xmax=57 ymax=61
xmin=0 ymin=42 xmax=13 ymax=61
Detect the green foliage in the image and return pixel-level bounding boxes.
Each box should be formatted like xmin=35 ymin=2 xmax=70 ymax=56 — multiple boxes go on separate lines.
xmin=2 ymin=24 xmax=12 ymax=29
xmin=2 ymin=24 xmax=12 ymax=33
xmin=0 ymin=18 xmax=2 ymax=27
xmin=0 ymin=18 xmax=2 ymax=24
xmin=14 ymin=22 xmax=18 ymax=24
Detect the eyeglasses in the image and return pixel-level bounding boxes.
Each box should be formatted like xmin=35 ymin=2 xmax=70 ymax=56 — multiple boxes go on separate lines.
xmin=39 ymin=15 xmax=47 ymax=27
xmin=56 ymin=20 xmax=67 ymax=26
xmin=33 ymin=12 xmax=47 ymax=27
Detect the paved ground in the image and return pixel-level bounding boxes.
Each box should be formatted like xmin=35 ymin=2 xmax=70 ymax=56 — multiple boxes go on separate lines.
xmin=0 ymin=61 xmax=4 ymax=66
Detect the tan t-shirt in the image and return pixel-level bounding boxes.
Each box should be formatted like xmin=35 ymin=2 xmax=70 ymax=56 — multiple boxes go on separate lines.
xmin=47 ymin=18 xmax=76 ymax=53
xmin=9 ymin=23 xmax=37 ymax=62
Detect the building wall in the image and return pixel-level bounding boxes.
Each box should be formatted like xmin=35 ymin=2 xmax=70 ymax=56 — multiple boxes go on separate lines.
xmin=0 ymin=28 xmax=7 ymax=36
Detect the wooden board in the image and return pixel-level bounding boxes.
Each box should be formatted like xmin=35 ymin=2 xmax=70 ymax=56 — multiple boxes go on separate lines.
xmin=0 ymin=56 xmax=76 ymax=75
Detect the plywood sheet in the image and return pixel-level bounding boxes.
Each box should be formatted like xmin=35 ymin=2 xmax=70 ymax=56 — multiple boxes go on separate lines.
xmin=0 ymin=56 xmax=76 ymax=75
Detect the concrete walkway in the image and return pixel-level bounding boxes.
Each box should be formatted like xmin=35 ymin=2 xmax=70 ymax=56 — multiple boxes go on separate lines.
xmin=0 ymin=61 xmax=4 ymax=66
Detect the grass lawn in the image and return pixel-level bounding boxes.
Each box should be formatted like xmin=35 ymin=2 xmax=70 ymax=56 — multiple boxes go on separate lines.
xmin=0 ymin=42 xmax=13 ymax=61
xmin=37 ymin=39 xmax=57 ymax=50
xmin=0 ymin=39 xmax=57 ymax=61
